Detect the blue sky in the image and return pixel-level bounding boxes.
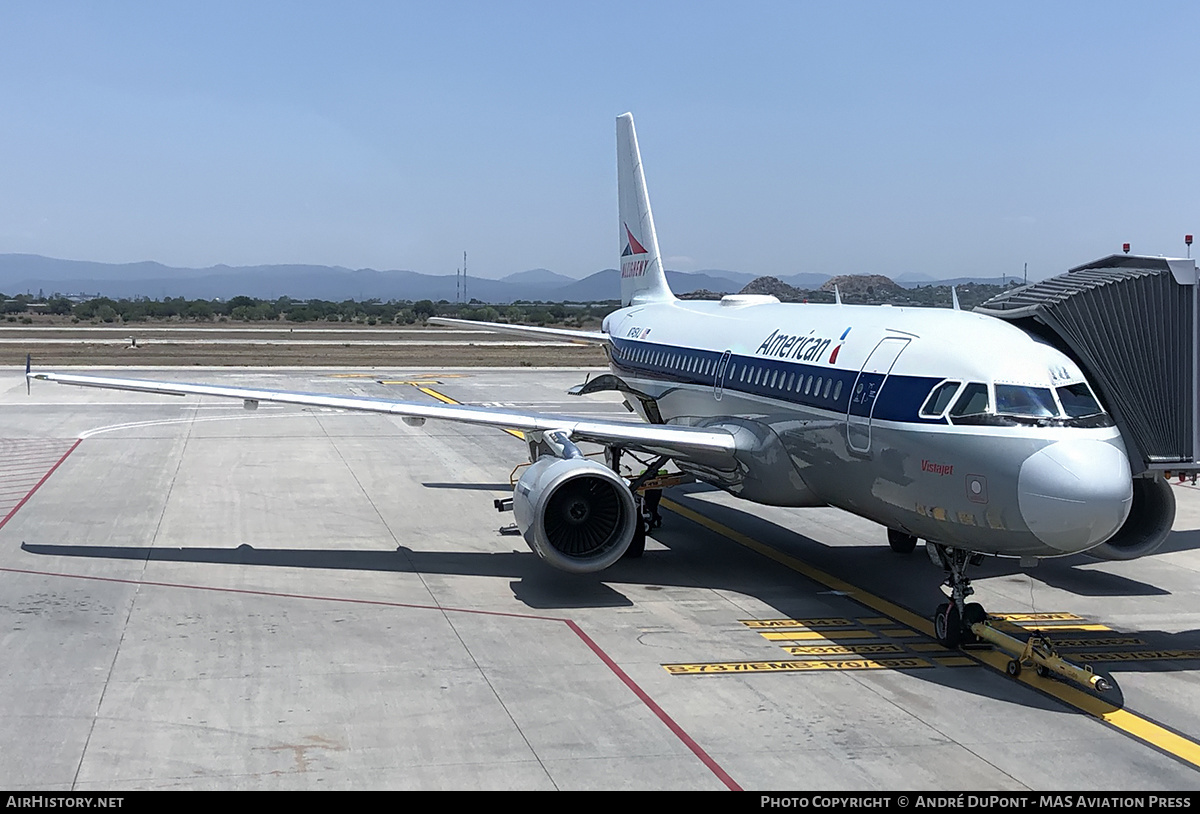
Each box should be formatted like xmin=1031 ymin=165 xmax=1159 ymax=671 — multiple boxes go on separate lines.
xmin=2 ymin=1 xmax=1197 ymax=281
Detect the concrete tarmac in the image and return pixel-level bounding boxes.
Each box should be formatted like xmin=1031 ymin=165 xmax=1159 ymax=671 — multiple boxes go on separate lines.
xmin=2 ymin=367 xmax=1200 ymax=791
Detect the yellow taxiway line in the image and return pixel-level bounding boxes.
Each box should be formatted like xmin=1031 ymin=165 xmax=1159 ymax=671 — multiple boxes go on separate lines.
xmin=660 ymin=496 xmax=1200 ymax=771
xmin=414 ymin=380 xmax=1200 ymax=771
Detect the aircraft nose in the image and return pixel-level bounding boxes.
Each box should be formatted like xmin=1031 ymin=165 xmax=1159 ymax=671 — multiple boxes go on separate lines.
xmin=1018 ymin=439 xmax=1132 ymax=553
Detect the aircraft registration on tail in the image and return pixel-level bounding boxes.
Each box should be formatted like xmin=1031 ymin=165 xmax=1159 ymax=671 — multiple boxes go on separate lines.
xmin=29 ymin=113 xmax=1169 ymax=651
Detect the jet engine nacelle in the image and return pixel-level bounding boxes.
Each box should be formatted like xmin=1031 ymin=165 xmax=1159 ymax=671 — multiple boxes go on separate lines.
xmin=512 ymin=456 xmax=638 ymax=574
xmin=1088 ymin=476 xmax=1176 ymax=561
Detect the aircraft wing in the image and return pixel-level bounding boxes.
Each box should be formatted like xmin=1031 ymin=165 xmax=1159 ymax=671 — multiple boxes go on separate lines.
xmin=428 ymin=317 xmax=610 ymax=345
xmin=28 ymin=371 xmax=735 ymax=460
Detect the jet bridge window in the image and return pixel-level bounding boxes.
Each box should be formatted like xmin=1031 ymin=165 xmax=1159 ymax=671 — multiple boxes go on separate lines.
xmin=1056 ymin=382 xmax=1105 ymax=418
xmin=920 ymin=380 xmax=961 ymax=418
xmin=995 ymin=385 xmax=1059 ymax=418
xmin=948 ymin=382 xmax=989 ymax=419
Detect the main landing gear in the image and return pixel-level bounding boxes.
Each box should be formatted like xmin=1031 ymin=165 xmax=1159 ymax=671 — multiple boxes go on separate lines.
xmin=605 ymin=446 xmax=673 ymax=561
xmin=927 ymin=543 xmax=987 ymax=648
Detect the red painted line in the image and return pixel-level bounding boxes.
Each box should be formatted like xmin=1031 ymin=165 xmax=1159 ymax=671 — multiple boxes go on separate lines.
xmin=1 ymin=563 xmax=740 ymax=789
xmin=0 ymin=439 xmax=82 ymax=531
xmin=565 ymin=620 xmax=742 ymax=790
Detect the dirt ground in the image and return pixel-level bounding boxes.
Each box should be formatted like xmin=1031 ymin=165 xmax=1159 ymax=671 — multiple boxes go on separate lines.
xmin=0 ymin=324 xmax=609 ymax=367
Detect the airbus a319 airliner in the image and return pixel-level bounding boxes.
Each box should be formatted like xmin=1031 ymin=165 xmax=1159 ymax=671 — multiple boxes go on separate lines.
xmin=29 ymin=113 xmax=1171 ymax=648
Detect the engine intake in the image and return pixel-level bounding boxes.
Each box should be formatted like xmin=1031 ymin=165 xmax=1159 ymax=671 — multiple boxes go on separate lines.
xmin=512 ymin=457 xmax=638 ymax=573
xmin=1088 ymin=476 xmax=1176 ymax=560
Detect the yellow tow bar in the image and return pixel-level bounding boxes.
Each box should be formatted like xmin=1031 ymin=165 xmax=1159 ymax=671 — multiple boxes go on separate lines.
xmin=970 ymin=620 xmax=1112 ymax=693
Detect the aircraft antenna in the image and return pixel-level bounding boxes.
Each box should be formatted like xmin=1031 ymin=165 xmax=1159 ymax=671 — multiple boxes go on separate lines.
xmin=951 ymin=286 xmax=961 ymax=311
xmin=834 ymin=285 xmax=842 ymax=306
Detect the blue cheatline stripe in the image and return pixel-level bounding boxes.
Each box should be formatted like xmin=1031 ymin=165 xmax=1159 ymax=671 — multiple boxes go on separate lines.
xmin=608 ymin=337 xmax=944 ymax=425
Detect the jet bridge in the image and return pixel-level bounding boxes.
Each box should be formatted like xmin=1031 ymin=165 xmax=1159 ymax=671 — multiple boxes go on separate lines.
xmin=975 ymin=254 xmax=1200 ymax=477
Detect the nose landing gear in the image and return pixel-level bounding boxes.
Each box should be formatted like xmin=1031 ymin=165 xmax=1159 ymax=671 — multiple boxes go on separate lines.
xmin=928 ymin=543 xmax=986 ymax=648
xmin=925 ymin=541 xmax=1113 ymax=692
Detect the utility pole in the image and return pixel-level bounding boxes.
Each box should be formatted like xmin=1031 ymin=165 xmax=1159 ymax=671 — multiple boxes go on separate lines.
xmin=463 ymin=251 xmax=468 ymax=303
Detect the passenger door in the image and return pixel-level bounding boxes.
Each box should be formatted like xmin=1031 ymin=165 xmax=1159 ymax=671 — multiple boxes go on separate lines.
xmin=846 ymin=337 xmax=910 ymax=454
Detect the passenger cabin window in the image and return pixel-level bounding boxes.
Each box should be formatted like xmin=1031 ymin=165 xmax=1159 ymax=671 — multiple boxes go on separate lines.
xmin=994 ymin=385 xmax=1058 ymax=418
xmin=949 ymin=382 xmax=989 ymax=419
xmin=920 ymin=381 xmax=961 ymax=418
xmin=1057 ymin=382 xmax=1104 ymax=418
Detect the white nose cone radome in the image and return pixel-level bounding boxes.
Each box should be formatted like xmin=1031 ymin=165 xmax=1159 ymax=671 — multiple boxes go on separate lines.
xmin=1018 ymin=440 xmax=1133 ymax=553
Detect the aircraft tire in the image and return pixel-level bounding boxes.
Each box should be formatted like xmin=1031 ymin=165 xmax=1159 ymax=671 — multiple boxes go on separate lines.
xmin=1035 ymin=664 xmax=1051 ymax=679
xmin=934 ymin=603 xmax=961 ymax=648
xmin=887 ymin=529 xmax=918 ymax=554
xmin=624 ymin=518 xmax=647 ymax=559
xmin=1006 ymin=660 xmax=1022 ymax=677
xmin=962 ymin=602 xmax=986 ymax=644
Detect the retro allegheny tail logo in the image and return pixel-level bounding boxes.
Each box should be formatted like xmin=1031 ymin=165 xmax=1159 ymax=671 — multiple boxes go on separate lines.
xmin=620 ymin=223 xmax=649 ymax=278
xmin=756 ymin=327 xmax=851 ymax=364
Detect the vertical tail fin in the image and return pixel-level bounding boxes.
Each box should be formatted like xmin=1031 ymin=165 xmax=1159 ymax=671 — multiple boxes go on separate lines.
xmin=617 ymin=113 xmax=675 ymax=307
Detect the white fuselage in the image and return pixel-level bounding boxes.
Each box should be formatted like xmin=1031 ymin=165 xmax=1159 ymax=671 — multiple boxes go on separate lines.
xmin=601 ymin=297 xmax=1134 ymax=558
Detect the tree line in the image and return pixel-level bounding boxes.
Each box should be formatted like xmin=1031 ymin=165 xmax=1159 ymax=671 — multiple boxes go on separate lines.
xmin=1 ymin=278 xmax=1021 ymax=326
xmin=0 ymin=293 xmax=614 ymax=327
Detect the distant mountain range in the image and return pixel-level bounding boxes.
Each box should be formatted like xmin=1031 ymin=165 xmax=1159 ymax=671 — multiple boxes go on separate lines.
xmin=0 ymin=254 xmax=1014 ymax=303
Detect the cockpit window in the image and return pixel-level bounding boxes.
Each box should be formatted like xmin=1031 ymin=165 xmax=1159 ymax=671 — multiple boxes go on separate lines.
xmin=995 ymin=385 xmax=1059 ymax=418
xmin=1057 ymin=382 xmax=1105 ymax=418
xmin=949 ymin=382 xmax=989 ymax=418
xmin=920 ymin=381 xmax=961 ymax=418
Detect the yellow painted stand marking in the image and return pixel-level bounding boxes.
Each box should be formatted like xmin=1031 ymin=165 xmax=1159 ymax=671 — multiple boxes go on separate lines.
xmin=997 ymin=613 xmax=1085 ymax=622
xmin=782 ymin=644 xmax=904 ymax=656
xmin=664 ymin=657 xmax=932 ymax=674
xmin=659 ymin=496 xmax=1200 ymax=770
xmin=759 ymin=630 xmax=879 ymax=641
xmin=1084 ymin=650 xmax=1200 ymax=663
xmin=908 ymin=642 xmax=954 ymax=652
xmin=741 ymin=618 xmax=854 ymax=629
xmin=1055 ymin=637 xmax=1147 ymax=649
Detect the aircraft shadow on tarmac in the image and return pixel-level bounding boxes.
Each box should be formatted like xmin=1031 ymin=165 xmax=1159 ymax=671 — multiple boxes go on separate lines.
xmin=17 ymin=482 xmax=1200 ymax=706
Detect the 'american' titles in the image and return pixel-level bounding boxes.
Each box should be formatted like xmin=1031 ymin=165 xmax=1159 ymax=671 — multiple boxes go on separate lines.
xmin=757 ymin=329 xmax=833 ymax=363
